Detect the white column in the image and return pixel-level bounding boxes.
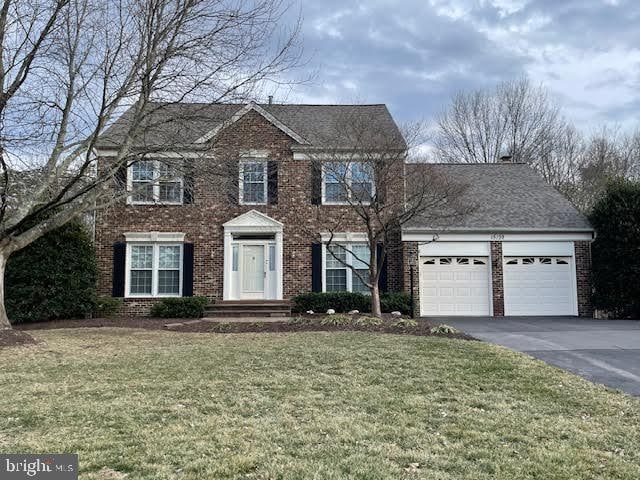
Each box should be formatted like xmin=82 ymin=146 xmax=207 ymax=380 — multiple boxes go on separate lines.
xmin=223 ymin=231 xmax=233 ymax=300
xmin=276 ymin=230 xmax=283 ymax=300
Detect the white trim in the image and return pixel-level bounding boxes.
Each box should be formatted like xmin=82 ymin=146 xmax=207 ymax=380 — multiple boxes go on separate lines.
xmin=127 ymin=160 xmax=184 ymax=206
xmin=125 ymin=242 xmax=183 ymax=298
xmin=194 ymin=102 xmax=309 ymax=145
xmin=96 ymin=149 xmax=203 ymax=158
xmin=240 ymin=149 xmax=270 ymax=158
xmin=239 ymin=160 xmax=268 ymax=206
xmin=124 ymin=232 xmax=185 ymax=242
xmin=418 ymin=241 xmax=490 ymax=256
xmin=292 ymin=151 xmax=401 ymax=160
xmin=320 ymin=232 xmax=368 ymax=243
xmin=502 ymin=241 xmax=574 ymax=257
xmin=402 ymin=232 xmax=594 ymax=242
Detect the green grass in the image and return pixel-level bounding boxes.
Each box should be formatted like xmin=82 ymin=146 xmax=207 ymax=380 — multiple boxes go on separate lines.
xmin=1 ymin=329 xmax=639 ymax=479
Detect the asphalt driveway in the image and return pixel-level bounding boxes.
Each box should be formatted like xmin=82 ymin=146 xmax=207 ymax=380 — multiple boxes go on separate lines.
xmin=439 ymin=317 xmax=640 ymax=396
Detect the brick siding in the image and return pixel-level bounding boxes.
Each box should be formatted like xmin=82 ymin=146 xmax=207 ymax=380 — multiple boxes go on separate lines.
xmin=574 ymin=240 xmax=593 ymax=317
xmin=490 ymin=241 xmax=505 ymax=316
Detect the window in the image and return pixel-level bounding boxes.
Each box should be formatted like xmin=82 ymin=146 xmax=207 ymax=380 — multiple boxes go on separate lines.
xmin=555 ymin=258 xmax=569 ymax=265
xmin=539 ymin=257 xmax=552 ymax=265
xmin=129 ymin=160 xmax=183 ymax=205
xmin=505 ymin=258 xmax=518 ymax=265
xmin=127 ymin=243 xmax=182 ymax=297
xmin=324 ymin=243 xmax=371 ymax=293
xmin=240 ymin=161 xmax=267 ymax=204
xmin=322 ymin=161 xmax=374 ymax=204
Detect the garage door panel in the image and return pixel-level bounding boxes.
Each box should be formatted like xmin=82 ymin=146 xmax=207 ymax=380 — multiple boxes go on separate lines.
xmin=419 ymin=257 xmax=490 ymax=316
xmin=504 ymin=256 xmax=576 ymax=316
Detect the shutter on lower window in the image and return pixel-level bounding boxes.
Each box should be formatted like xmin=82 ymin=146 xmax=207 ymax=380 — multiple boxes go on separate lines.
xmin=183 ymin=160 xmax=195 ymax=204
xmin=267 ymin=161 xmax=278 ymax=204
xmin=311 ymin=162 xmax=322 ymax=205
xmin=182 ymin=243 xmax=194 ymax=297
xmin=112 ymin=242 xmax=126 ymax=297
xmin=377 ymin=243 xmax=388 ymax=293
xmin=311 ymin=243 xmax=322 ymax=292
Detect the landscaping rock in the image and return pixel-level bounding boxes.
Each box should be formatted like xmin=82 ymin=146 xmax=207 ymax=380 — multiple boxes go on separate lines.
xmin=306 ymin=310 xmax=314 ymax=315
xmin=348 ymin=310 xmax=359 ymax=315
xmin=391 ymin=311 xmax=402 ymax=317
xmin=326 ymin=309 xmax=335 ymax=315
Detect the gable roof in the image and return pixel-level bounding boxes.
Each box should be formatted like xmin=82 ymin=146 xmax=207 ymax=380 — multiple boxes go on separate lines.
xmin=404 ymin=163 xmax=593 ymax=233
xmin=96 ymin=102 xmax=405 ymax=150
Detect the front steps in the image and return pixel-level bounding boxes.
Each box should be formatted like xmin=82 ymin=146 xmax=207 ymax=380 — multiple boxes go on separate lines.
xmin=204 ymin=300 xmax=292 ymax=318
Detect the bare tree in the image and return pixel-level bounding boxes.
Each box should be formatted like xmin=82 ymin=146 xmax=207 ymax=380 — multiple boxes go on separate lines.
xmin=0 ymin=0 xmax=303 ymax=329
xmin=435 ymin=76 xmax=561 ymax=164
xmin=301 ymin=114 xmax=473 ymax=317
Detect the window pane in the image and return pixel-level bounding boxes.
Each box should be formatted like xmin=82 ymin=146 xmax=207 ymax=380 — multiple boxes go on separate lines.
xmin=132 ymin=161 xmax=154 ymax=181
xmin=130 ymin=270 xmax=152 ymax=294
xmin=158 ymin=270 xmax=180 ymax=294
xmin=325 ymin=183 xmax=348 ymax=202
xmin=232 ymin=245 xmax=239 ymax=271
xmin=326 ymin=269 xmax=347 ymax=292
xmin=326 ymin=244 xmax=346 ymax=268
xmin=325 ymin=162 xmax=348 ymax=182
xmin=159 ymin=182 xmax=182 ymax=203
xmin=243 ymin=162 xmax=265 ymax=182
xmin=132 ymin=181 xmax=154 ymax=202
xmin=269 ymin=245 xmax=276 ymax=271
xmin=351 ymin=244 xmax=370 ymax=270
xmin=159 ymin=246 xmax=181 ymax=269
xmin=131 ymin=246 xmax=153 ymax=269
xmin=243 ymin=182 xmax=265 ymax=203
xmin=351 ymin=182 xmax=373 ymax=202
xmin=352 ymin=269 xmax=370 ymax=293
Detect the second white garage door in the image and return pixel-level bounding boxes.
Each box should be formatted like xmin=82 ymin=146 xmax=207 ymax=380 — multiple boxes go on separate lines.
xmin=503 ymin=257 xmax=577 ymax=316
xmin=419 ymin=257 xmax=490 ymax=316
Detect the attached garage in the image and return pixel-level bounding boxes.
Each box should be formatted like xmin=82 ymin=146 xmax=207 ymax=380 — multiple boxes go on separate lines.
xmin=418 ymin=242 xmax=491 ymax=317
xmin=502 ymin=242 xmax=578 ymax=316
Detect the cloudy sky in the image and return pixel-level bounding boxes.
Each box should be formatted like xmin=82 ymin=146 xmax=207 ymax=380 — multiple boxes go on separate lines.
xmin=276 ymin=0 xmax=640 ymax=130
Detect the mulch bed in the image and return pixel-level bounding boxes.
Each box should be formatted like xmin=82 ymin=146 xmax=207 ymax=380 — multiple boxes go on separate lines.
xmin=0 ymin=329 xmax=39 ymax=348
xmin=13 ymin=315 xmax=474 ymax=341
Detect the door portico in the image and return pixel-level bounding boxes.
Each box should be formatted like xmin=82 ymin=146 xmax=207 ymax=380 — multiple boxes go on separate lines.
xmin=222 ymin=210 xmax=283 ymax=300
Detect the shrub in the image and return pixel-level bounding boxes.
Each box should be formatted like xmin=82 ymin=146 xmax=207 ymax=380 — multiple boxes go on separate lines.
xmin=292 ymin=292 xmax=370 ymax=313
xmin=287 ymin=316 xmax=311 ymax=325
xmin=320 ymin=314 xmax=351 ymax=326
xmin=150 ymin=296 xmax=208 ymax=318
xmin=430 ymin=324 xmax=461 ymax=335
xmin=94 ymin=296 xmax=123 ymax=318
xmin=590 ymin=180 xmax=640 ymax=318
xmin=6 ymin=221 xmax=98 ymax=323
xmin=353 ymin=315 xmax=383 ymax=327
xmin=392 ymin=318 xmax=417 ymax=329
xmin=380 ymin=292 xmax=412 ymax=315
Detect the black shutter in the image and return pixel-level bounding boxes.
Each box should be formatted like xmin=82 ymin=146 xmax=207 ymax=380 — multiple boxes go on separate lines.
xmin=267 ymin=161 xmax=278 ymax=204
xmin=183 ymin=160 xmax=195 ymax=204
xmin=114 ymin=163 xmax=127 ymax=192
xmin=182 ymin=243 xmax=194 ymax=296
xmin=112 ymin=242 xmax=126 ymax=297
xmin=377 ymin=243 xmax=388 ymax=293
xmin=311 ymin=162 xmax=322 ymax=205
xmin=311 ymin=243 xmax=322 ymax=292
xmin=228 ymin=162 xmax=239 ymax=204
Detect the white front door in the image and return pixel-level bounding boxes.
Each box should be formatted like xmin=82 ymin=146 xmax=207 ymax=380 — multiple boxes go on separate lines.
xmin=419 ymin=256 xmax=491 ymax=316
xmin=241 ymin=245 xmax=265 ymax=299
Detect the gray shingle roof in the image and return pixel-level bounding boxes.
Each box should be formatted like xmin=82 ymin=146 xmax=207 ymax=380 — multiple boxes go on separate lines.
xmin=97 ymin=102 xmax=405 ymax=150
xmin=404 ymin=163 xmax=593 ymax=232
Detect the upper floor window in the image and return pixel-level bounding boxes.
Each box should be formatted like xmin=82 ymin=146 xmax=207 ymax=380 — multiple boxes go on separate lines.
xmin=240 ymin=160 xmax=267 ymax=205
xmin=129 ymin=160 xmax=183 ymax=205
xmin=322 ymin=161 xmax=374 ymax=204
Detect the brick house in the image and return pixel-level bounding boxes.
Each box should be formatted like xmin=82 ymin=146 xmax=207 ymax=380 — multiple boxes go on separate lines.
xmin=95 ymin=102 xmax=594 ymax=317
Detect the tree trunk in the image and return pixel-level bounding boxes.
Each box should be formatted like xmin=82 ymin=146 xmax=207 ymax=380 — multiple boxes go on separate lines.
xmin=0 ymin=252 xmax=10 ymax=330
xmin=371 ymin=282 xmax=382 ymax=318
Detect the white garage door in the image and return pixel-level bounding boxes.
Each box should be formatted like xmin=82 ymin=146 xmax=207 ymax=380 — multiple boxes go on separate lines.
xmin=503 ymin=257 xmax=577 ymax=316
xmin=419 ymin=257 xmax=490 ymax=316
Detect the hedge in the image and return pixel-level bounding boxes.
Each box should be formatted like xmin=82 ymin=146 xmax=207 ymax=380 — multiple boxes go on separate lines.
xmin=292 ymin=291 xmax=412 ymax=315
xmin=150 ymin=297 xmax=209 ymax=318
xmin=6 ymin=221 xmax=98 ymax=323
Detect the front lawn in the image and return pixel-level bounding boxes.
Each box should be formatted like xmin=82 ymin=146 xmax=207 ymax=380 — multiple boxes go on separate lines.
xmin=1 ymin=329 xmax=639 ymax=479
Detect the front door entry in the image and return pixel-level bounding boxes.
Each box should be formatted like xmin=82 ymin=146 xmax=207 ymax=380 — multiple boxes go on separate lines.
xmin=241 ymin=244 xmax=265 ymax=299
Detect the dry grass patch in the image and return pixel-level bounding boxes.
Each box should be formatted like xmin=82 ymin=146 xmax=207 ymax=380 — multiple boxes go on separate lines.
xmin=0 ymin=328 xmax=639 ymax=479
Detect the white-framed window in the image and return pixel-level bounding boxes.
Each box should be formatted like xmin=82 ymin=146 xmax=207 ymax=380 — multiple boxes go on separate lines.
xmin=324 ymin=242 xmax=371 ymax=293
xmin=322 ymin=161 xmax=374 ymax=205
xmin=126 ymin=243 xmax=183 ymax=297
xmin=240 ymin=160 xmax=267 ymax=205
xmin=128 ymin=160 xmax=183 ymax=205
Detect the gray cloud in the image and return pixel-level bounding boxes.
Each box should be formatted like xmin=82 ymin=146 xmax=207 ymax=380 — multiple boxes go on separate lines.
xmin=276 ymin=0 xmax=640 ymax=130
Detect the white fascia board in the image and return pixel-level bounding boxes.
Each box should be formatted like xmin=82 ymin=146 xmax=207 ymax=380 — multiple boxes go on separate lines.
xmin=240 ymin=149 xmax=270 ymax=158
xmin=418 ymin=241 xmax=490 ymax=256
xmin=402 ymin=231 xmax=594 ymax=242
xmin=124 ymin=232 xmax=185 ymax=242
xmin=293 ymin=151 xmax=404 ymax=160
xmin=95 ymin=149 xmax=204 ymax=158
xmin=502 ymin=241 xmax=574 ymax=257
xmin=320 ymin=232 xmax=369 ymax=243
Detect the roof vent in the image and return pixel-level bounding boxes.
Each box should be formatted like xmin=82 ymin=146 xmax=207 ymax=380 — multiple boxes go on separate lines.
xmin=268 ymin=95 xmax=273 ymax=105
xmin=499 ymin=154 xmax=513 ymax=163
